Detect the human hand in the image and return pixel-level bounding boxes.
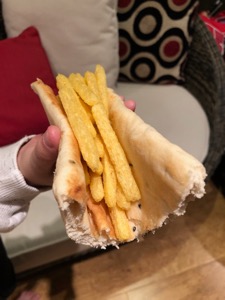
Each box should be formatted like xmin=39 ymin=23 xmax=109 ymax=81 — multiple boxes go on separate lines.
xmin=17 ymin=100 xmax=135 ymax=188
xmin=17 ymin=125 xmax=61 ymax=187
xmin=123 ymin=98 xmax=136 ymax=111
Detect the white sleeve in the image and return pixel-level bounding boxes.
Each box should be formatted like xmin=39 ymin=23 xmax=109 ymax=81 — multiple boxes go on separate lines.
xmin=0 ymin=136 xmax=41 ymax=232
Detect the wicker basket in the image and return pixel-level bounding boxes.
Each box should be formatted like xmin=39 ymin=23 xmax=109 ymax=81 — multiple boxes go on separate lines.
xmin=183 ymin=16 xmax=225 ymax=178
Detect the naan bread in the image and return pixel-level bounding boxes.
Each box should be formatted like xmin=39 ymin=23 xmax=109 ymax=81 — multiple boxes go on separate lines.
xmin=31 ymin=79 xmax=206 ymax=248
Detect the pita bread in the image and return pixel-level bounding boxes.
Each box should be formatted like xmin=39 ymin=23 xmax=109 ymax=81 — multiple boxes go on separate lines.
xmin=31 ymin=79 xmax=206 ymax=248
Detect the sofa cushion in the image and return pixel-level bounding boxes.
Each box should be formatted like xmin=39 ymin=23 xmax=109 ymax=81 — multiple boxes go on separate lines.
xmin=115 ymin=82 xmax=210 ymax=162
xmin=0 ymin=26 xmax=56 ymax=146
xmin=2 ymin=0 xmax=119 ymax=88
xmin=118 ymin=0 xmax=199 ymax=84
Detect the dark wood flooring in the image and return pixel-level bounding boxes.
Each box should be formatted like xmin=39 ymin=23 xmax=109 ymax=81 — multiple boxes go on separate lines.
xmin=8 ymin=181 xmax=225 ymax=300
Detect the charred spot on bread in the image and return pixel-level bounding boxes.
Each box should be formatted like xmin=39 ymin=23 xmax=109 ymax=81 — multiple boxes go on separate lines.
xmin=74 ymin=185 xmax=82 ymax=194
xmin=69 ymin=159 xmax=76 ymax=164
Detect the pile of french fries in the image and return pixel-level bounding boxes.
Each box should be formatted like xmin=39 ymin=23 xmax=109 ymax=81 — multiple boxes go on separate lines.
xmin=56 ymin=65 xmax=141 ymax=241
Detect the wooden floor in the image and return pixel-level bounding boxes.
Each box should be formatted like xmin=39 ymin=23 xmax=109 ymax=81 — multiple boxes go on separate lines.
xmin=8 ymin=181 xmax=225 ymax=300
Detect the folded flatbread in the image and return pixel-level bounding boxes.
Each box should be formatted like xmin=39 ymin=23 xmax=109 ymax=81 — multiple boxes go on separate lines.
xmin=31 ymin=79 xmax=207 ymax=248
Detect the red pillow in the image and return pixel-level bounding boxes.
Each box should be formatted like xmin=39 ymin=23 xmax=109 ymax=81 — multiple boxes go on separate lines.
xmin=0 ymin=26 xmax=57 ymax=146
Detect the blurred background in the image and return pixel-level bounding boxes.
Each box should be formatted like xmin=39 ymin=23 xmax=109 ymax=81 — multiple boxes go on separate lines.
xmin=199 ymin=0 xmax=225 ymax=11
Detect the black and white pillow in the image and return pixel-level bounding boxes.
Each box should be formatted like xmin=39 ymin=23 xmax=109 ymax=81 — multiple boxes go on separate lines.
xmin=118 ymin=0 xmax=199 ymax=84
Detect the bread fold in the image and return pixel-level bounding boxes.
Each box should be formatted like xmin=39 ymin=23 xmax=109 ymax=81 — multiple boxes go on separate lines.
xmin=31 ymin=79 xmax=207 ymax=248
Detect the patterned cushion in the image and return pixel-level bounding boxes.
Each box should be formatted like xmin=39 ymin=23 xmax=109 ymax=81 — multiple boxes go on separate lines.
xmin=118 ymin=0 xmax=199 ymax=84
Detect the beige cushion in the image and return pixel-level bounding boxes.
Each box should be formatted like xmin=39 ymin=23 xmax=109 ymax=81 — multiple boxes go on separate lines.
xmin=115 ymin=83 xmax=210 ymax=162
xmin=2 ymin=0 xmax=119 ymax=88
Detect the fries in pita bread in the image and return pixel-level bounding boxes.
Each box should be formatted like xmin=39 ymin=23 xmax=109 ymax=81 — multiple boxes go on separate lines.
xmin=31 ymin=65 xmax=207 ymax=248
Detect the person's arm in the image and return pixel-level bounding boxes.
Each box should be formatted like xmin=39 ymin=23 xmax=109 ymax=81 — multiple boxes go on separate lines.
xmin=0 ymin=136 xmax=39 ymax=232
xmin=0 ymin=125 xmax=61 ymax=232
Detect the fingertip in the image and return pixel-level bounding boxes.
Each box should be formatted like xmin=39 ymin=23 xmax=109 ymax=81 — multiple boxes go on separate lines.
xmin=47 ymin=125 xmax=61 ymax=138
xmin=44 ymin=126 xmax=61 ymax=149
xmin=125 ymin=100 xmax=136 ymax=112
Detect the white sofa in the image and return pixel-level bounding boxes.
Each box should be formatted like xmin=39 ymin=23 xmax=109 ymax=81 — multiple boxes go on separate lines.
xmin=1 ymin=1 xmax=225 ymax=273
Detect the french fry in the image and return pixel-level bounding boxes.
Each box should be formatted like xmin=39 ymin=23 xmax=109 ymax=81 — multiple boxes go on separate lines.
xmin=80 ymin=97 xmax=95 ymax=124
xmin=90 ymin=172 xmax=104 ymax=202
xmin=95 ymin=134 xmax=104 ymax=158
xmin=87 ymin=193 xmax=115 ymax=239
xmin=92 ymin=102 xmax=141 ymax=202
xmin=56 ymin=74 xmax=71 ymax=90
xmin=85 ymin=71 xmax=100 ymax=98
xmin=102 ymin=150 xmax=117 ymax=208
xmin=116 ymin=184 xmax=131 ymax=211
xmin=95 ymin=64 xmax=109 ymax=114
xmin=58 ymin=87 xmax=102 ymax=174
xmin=82 ymin=160 xmax=90 ymax=186
xmin=69 ymin=73 xmax=99 ymax=106
xmin=57 ymin=75 xmax=96 ymax=138
xmin=110 ymin=206 xmax=133 ymax=241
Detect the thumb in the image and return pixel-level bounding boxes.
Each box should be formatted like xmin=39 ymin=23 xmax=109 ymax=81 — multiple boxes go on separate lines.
xmin=18 ymin=125 xmax=61 ymax=187
xmin=35 ymin=125 xmax=61 ymax=161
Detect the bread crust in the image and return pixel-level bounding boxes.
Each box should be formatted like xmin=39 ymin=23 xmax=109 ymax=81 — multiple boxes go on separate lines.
xmin=31 ymin=80 xmax=207 ymax=248
xmin=108 ymin=90 xmax=206 ymax=233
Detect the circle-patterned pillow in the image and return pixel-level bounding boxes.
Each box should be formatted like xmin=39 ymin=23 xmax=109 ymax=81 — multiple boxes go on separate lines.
xmin=118 ymin=0 xmax=199 ymax=84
